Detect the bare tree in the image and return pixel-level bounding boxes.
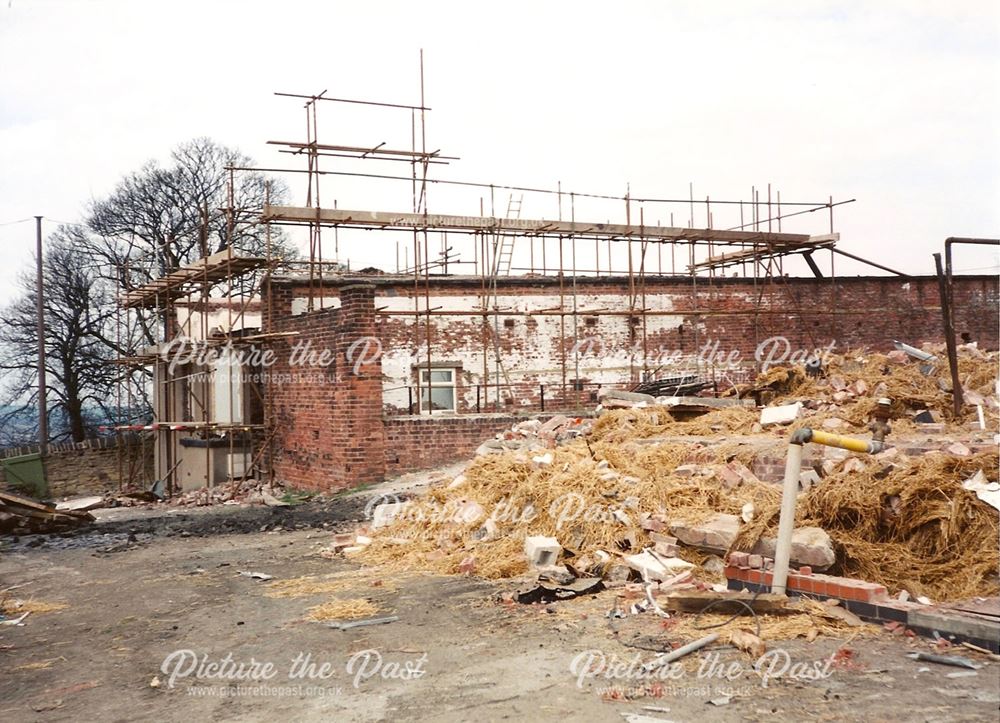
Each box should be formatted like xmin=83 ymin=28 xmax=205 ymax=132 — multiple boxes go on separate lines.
xmin=0 ymin=139 xmax=293 ymax=446
xmin=0 ymin=229 xmax=118 ymax=444
xmin=85 ymin=137 xmax=296 ymax=348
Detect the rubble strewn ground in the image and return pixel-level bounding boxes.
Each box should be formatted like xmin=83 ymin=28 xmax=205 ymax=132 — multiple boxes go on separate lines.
xmin=2 ymin=500 xmax=999 ymax=722
xmin=358 ymin=349 xmax=999 ymax=604
xmin=2 ymin=347 xmax=998 ymax=720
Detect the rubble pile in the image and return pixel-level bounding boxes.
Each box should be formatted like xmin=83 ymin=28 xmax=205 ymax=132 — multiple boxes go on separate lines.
xmin=0 ymin=490 xmax=95 ymax=535
xmin=361 ymin=435 xmax=752 ymax=580
xmin=75 ymin=478 xmax=291 ymax=510
xmin=590 ymin=344 xmax=1000 ymax=440
xmin=168 ymin=479 xmax=289 ymax=508
xmin=746 ymin=343 xmax=1000 ymax=432
xmin=358 ymin=348 xmax=1000 ymax=604
xmin=474 ymin=415 xmax=592 ymax=456
xmin=734 ymin=448 xmax=999 ymax=600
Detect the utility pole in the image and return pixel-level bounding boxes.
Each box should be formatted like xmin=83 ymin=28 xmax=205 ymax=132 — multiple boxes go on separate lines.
xmin=35 ymin=216 xmax=47 ymax=455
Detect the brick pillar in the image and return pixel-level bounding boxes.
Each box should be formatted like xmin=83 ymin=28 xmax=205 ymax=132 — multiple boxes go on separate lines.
xmin=332 ymin=284 xmax=386 ymax=485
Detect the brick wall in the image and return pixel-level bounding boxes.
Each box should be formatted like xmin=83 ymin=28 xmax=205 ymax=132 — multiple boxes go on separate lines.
xmin=266 ymin=283 xmax=387 ymax=493
xmin=264 ymin=273 xmax=998 ymax=492
xmin=0 ymin=437 xmax=154 ymax=498
xmin=383 ymin=413 xmax=555 ymax=475
xmin=275 ymin=274 xmax=999 ymax=412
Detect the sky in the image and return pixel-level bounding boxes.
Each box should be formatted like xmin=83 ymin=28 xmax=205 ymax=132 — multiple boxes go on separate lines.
xmin=0 ymin=0 xmax=998 ymax=305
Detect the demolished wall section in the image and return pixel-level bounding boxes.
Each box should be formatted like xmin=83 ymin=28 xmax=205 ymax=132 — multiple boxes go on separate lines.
xmin=265 ymin=274 xmax=998 ymax=491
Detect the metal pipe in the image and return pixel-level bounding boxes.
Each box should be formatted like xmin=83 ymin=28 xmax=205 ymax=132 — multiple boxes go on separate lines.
xmin=934 ymin=252 xmax=963 ymax=415
xmin=940 ymin=238 xmax=998 ymax=417
xmin=772 ymin=427 xmax=885 ymax=594
xmin=641 ymin=632 xmax=719 ymax=672
xmin=772 ymin=440 xmax=803 ymax=594
xmin=788 ymin=427 xmax=884 ymax=454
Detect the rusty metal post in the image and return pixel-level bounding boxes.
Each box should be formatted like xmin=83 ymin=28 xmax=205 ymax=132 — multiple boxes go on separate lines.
xmin=35 ymin=216 xmax=48 ymax=455
xmin=933 ymin=253 xmax=963 ymax=416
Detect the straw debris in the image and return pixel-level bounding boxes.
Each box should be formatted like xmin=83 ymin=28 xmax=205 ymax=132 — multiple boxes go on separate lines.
xmin=306 ymin=599 xmax=381 ymax=622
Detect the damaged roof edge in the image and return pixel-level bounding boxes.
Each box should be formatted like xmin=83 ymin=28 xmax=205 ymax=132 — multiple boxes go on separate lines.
xmin=266 ymin=272 xmax=998 ymax=289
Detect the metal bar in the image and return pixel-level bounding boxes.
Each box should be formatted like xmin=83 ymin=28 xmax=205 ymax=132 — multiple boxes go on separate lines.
xmin=803 ymin=251 xmax=823 ymax=278
xmin=275 ymin=91 xmax=430 ymax=111
xmin=933 ymin=252 xmax=963 ymax=416
xmin=236 ymin=163 xmax=838 ymax=207
xmin=263 ymin=205 xmax=812 ymax=245
xmin=830 ymin=247 xmax=907 ymax=276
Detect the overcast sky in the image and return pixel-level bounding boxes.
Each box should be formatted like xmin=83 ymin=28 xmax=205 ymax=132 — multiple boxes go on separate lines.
xmin=1 ymin=0 xmax=997 ymax=304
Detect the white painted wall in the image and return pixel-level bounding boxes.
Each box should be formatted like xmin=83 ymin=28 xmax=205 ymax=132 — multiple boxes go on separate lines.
xmin=377 ymin=292 xmax=687 ymax=411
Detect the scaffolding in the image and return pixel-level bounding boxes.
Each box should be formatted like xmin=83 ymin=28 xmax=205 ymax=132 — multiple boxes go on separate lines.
xmin=111 ymin=211 xmax=285 ymax=493
xmin=113 ymin=52 xmax=899 ymax=491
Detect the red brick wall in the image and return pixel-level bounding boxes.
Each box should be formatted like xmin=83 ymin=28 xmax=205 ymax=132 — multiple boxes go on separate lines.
xmin=275 ymin=275 xmax=999 ymax=357
xmin=383 ymin=413 xmax=548 ymax=475
xmin=265 ymin=274 xmax=998 ymax=491
xmin=266 ymin=283 xmax=387 ymax=492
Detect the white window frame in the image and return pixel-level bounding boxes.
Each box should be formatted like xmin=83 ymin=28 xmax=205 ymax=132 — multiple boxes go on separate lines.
xmin=418 ymin=367 xmax=457 ymax=414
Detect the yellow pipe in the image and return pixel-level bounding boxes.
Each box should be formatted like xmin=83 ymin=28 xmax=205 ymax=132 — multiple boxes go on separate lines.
xmin=774 ymin=427 xmax=884 ymax=594
xmin=808 ymin=430 xmax=873 ymax=453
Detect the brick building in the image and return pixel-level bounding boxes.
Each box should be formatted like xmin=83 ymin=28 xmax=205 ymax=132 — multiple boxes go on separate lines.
xmin=261 ymin=272 xmax=999 ymax=492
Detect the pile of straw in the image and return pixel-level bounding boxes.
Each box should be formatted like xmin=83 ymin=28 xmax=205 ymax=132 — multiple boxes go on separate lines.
xmin=362 ymin=439 xmax=779 ymax=579
xmin=734 ymin=449 xmax=999 ymax=600
xmin=306 ymin=599 xmax=380 ymax=622
xmin=362 ymin=348 xmax=998 ymax=602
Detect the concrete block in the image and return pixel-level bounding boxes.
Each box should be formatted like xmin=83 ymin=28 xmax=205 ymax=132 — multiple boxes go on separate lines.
xmin=799 ymin=468 xmax=821 ymax=491
xmin=524 ymin=535 xmax=561 ymax=567
xmin=670 ymin=514 xmax=740 ymax=549
xmin=907 ymin=609 xmax=1000 ymax=648
xmin=372 ymin=501 xmax=408 ymax=530
xmin=673 ymin=513 xmax=835 ymax=570
xmin=601 ymin=389 xmax=657 ymax=404
xmin=760 ymin=402 xmax=802 ymax=426
xmin=781 ymin=527 xmax=836 ymax=569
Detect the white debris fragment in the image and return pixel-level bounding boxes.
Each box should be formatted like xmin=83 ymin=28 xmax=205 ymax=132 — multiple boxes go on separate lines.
xmin=532 ymin=452 xmax=554 ymax=467
xmin=624 ymin=551 xmax=694 ymax=581
xmin=962 ymin=470 xmax=1000 ymax=511
xmin=759 ymin=402 xmax=802 ymax=426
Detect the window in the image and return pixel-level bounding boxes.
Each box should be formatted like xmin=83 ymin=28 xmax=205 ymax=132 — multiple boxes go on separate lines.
xmin=418 ymin=368 xmax=456 ymax=413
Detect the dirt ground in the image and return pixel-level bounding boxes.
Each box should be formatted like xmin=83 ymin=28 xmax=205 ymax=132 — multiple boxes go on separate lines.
xmin=1 ymin=489 xmax=998 ymax=723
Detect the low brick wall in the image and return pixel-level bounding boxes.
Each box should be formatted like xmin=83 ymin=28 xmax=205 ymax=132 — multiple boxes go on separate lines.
xmin=384 ymin=413 xmax=566 ymax=475
xmin=0 ymin=437 xmax=154 ymax=499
